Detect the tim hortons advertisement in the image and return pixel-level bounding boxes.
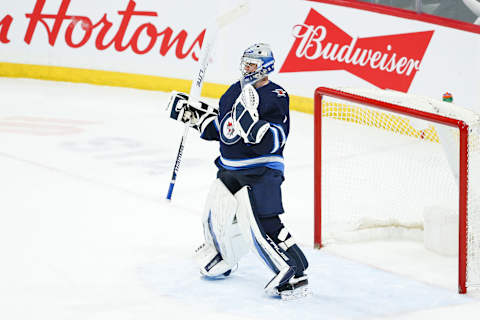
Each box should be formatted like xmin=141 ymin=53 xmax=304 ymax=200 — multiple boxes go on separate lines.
xmin=0 ymin=0 xmax=479 ymax=111
xmin=0 ymin=0 xmax=208 ymax=78
xmin=21 ymin=0 xmax=204 ymax=58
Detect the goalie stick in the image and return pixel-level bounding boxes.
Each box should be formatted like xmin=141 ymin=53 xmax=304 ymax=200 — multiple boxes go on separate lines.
xmin=166 ymin=2 xmax=250 ymax=200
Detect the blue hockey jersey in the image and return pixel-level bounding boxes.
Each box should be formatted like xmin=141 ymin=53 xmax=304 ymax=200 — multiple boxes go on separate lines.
xmin=201 ymin=80 xmax=289 ymax=173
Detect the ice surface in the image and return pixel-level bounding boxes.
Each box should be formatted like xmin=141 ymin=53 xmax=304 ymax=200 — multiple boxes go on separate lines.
xmin=0 ymin=78 xmax=479 ymax=319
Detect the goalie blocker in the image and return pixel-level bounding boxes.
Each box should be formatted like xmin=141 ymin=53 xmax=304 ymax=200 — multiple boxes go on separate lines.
xmin=167 ymin=91 xmax=218 ymax=135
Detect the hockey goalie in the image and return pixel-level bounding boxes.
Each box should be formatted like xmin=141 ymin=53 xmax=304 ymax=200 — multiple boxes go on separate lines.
xmin=167 ymin=43 xmax=309 ymax=299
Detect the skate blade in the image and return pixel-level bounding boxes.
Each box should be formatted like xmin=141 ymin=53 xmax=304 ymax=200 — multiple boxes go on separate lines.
xmin=280 ymin=286 xmax=311 ymax=301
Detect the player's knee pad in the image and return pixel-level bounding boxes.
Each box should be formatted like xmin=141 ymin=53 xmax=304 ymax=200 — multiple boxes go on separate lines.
xmin=234 ymin=186 xmax=296 ymax=290
xmin=195 ymin=179 xmax=249 ymax=277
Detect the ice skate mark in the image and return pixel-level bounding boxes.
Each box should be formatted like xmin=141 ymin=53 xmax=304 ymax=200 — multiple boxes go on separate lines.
xmin=0 ymin=150 xmax=167 ymax=206
xmin=0 ymin=116 xmax=101 ymax=135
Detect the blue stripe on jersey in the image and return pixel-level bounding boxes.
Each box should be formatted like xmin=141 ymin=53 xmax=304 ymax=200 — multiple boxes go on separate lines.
xmin=270 ymin=126 xmax=280 ymax=153
xmin=271 ymin=123 xmax=286 ymax=147
xmin=218 ymin=155 xmax=284 ymax=172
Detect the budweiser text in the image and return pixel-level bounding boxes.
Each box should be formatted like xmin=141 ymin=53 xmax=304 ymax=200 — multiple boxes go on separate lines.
xmin=281 ymin=9 xmax=434 ymax=92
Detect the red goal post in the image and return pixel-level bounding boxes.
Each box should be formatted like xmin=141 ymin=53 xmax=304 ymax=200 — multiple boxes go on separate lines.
xmin=314 ymin=86 xmax=480 ymax=294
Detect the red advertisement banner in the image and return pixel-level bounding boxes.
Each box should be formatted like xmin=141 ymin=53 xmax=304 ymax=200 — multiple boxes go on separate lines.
xmin=1 ymin=0 xmax=205 ymax=60
xmin=280 ymin=9 xmax=434 ymax=92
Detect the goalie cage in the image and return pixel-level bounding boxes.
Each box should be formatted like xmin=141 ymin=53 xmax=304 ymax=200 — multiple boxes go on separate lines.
xmin=314 ymin=87 xmax=480 ymax=294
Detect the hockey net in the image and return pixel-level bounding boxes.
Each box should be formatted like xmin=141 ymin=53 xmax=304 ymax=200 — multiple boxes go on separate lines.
xmin=314 ymin=87 xmax=480 ymax=293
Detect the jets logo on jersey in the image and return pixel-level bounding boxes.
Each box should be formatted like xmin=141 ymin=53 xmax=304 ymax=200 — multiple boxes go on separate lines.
xmin=273 ymin=89 xmax=287 ymax=97
xmin=220 ymin=112 xmax=241 ymax=145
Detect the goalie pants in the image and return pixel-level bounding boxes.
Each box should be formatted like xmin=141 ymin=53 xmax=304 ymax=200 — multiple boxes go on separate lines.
xmin=216 ymin=166 xmax=308 ymax=277
xmin=216 ymin=166 xmax=284 ymax=217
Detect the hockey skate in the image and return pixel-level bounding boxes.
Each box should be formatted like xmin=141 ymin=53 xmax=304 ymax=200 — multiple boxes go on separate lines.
xmin=264 ymin=266 xmax=310 ymax=300
xmin=275 ymin=275 xmax=310 ymax=300
xmin=264 ymin=266 xmax=295 ymax=295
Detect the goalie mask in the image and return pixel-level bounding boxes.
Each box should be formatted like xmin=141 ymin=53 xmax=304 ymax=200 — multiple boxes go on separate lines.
xmin=240 ymin=43 xmax=275 ymax=85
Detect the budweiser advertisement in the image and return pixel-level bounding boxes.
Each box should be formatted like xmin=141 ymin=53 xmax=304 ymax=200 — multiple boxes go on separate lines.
xmin=0 ymin=0 xmax=479 ymax=111
xmin=280 ymin=9 xmax=434 ymax=93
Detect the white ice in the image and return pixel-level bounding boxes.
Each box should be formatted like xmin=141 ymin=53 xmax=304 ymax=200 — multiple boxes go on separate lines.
xmin=1 ymin=78 xmax=479 ymax=320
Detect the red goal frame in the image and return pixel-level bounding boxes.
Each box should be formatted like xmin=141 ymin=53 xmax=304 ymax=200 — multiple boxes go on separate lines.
xmin=314 ymin=87 xmax=470 ymax=294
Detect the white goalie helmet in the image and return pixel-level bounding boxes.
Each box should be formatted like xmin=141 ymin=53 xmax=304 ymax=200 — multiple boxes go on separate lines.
xmin=240 ymin=43 xmax=275 ymax=85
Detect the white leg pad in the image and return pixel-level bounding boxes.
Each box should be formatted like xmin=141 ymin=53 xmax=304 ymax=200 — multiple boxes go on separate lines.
xmin=194 ymin=243 xmax=232 ymax=277
xmin=195 ymin=179 xmax=249 ymax=276
xmin=234 ymin=186 xmax=293 ymax=286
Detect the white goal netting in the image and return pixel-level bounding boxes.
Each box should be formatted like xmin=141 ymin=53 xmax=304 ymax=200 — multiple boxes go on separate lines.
xmin=318 ymin=87 xmax=480 ymax=288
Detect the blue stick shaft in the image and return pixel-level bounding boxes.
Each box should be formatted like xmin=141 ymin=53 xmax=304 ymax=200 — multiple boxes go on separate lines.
xmin=166 ymin=127 xmax=187 ymax=200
